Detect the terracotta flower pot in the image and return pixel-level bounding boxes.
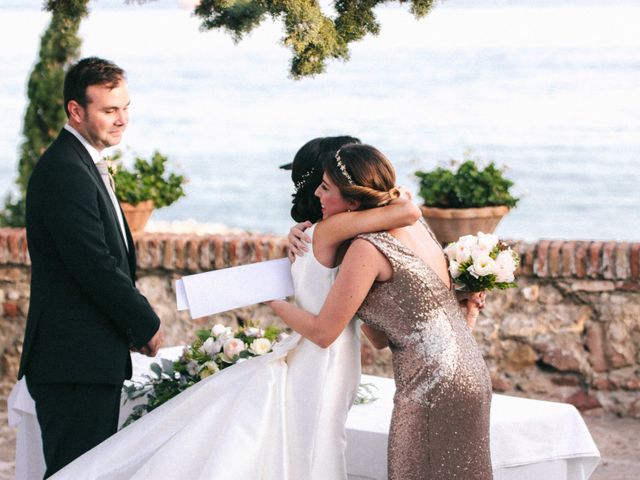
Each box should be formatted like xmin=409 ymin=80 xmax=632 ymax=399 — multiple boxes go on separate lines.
xmin=420 ymin=205 xmax=510 ymax=245
xmin=120 ymin=200 xmax=154 ymax=233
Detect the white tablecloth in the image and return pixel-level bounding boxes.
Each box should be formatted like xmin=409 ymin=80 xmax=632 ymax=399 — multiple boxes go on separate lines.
xmin=346 ymin=375 xmax=601 ymax=480
xmin=9 ymin=347 xmax=600 ymax=480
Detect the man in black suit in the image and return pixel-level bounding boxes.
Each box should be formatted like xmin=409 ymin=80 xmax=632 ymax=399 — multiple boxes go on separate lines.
xmin=18 ymin=57 xmax=164 ymax=478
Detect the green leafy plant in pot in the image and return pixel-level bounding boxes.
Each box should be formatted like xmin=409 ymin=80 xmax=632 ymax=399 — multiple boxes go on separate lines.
xmin=415 ymin=153 xmax=519 ymax=244
xmin=108 ymin=150 xmax=187 ymax=233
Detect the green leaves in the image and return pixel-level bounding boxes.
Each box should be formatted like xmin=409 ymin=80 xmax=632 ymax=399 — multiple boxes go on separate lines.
xmin=1 ymin=0 xmax=89 ymax=226
xmin=415 ymin=157 xmax=520 ymax=209
xmin=455 ymin=270 xmax=497 ymax=292
xmin=110 ymin=150 xmax=187 ymax=208
xmin=194 ymin=0 xmax=436 ymax=78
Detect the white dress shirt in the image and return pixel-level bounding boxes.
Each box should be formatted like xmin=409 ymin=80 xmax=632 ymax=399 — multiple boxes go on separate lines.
xmin=64 ymin=124 xmax=129 ymax=251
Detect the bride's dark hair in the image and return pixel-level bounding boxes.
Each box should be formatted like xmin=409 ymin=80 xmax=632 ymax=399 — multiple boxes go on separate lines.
xmin=324 ymin=144 xmax=400 ymax=210
xmin=290 ymin=135 xmax=361 ymax=223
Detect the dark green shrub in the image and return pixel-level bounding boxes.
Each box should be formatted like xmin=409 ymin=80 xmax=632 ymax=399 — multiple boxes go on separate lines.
xmin=415 ymin=157 xmax=519 ymax=209
xmin=109 ymin=151 xmax=186 ymax=208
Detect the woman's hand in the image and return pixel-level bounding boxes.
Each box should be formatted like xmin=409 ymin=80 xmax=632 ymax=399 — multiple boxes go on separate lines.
xmin=288 ymin=221 xmax=312 ymax=262
xmin=466 ymin=302 xmax=480 ymax=330
xmin=456 ymin=291 xmax=486 ymax=329
xmin=389 ymin=185 xmax=413 ymax=205
xmin=393 ymin=185 xmax=413 ymax=202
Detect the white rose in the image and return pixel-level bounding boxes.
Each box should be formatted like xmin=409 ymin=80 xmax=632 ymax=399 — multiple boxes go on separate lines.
xmin=245 ymin=327 xmax=264 ymax=337
xmin=469 ymin=245 xmax=485 ymax=261
xmin=223 ymin=338 xmax=246 ymax=360
xmin=494 ymin=250 xmax=516 ymax=283
xmin=212 ymin=324 xmax=233 ymax=340
xmin=454 ymin=244 xmax=472 ymax=263
xmin=199 ymin=361 xmax=219 ymax=379
xmin=471 ymin=255 xmax=496 ymax=278
xmin=249 ymin=338 xmax=272 ymax=355
xmin=449 ymin=260 xmax=461 ymax=279
xmin=211 ymin=324 xmax=228 ymax=336
xmin=200 ymin=337 xmax=222 ymax=356
xmin=443 ymin=242 xmax=457 ymax=259
xmin=457 ymin=234 xmax=477 ymax=248
xmin=476 ymin=232 xmax=499 ymax=253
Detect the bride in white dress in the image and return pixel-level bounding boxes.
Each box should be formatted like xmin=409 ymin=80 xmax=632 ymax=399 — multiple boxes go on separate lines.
xmin=50 ymin=136 xmax=421 ymax=480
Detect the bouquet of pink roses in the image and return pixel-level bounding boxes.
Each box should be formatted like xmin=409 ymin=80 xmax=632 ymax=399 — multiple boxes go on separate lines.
xmin=444 ymin=232 xmax=519 ymax=292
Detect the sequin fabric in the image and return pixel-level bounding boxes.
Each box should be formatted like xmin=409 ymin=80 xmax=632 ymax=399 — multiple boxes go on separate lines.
xmin=357 ymin=230 xmax=493 ymax=480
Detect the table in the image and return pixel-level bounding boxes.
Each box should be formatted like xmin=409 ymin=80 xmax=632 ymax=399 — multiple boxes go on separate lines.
xmin=9 ymin=347 xmax=600 ymax=480
xmin=346 ymin=375 xmax=601 ymax=480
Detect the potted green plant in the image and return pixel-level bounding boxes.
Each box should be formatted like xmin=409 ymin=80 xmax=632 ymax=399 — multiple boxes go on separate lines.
xmin=108 ymin=150 xmax=187 ymax=233
xmin=414 ymin=153 xmax=519 ymax=244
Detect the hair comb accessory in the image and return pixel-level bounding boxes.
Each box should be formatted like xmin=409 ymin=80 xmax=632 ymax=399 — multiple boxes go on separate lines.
xmin=294 ymin=167 xmax=316 ymax=193
xmin=335 ymin=150 xmax=355 ymax=185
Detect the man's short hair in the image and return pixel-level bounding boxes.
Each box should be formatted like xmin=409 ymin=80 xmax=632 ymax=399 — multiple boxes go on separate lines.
xmin=63 ymin=57 xmax=125 ymax=117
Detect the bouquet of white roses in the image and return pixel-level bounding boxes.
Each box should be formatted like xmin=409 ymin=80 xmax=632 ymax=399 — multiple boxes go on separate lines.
xmin=122 ymin=321 xmax=284 ymax=426
xmin=444 ymin=232 xmax=519 ymax=292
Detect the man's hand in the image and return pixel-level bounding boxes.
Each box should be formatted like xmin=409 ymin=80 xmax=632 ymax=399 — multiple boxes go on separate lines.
xmin=140 ymin=326 xmax=164 ymax=357
xmin=288 ymin=221 xmax=312 ymax=262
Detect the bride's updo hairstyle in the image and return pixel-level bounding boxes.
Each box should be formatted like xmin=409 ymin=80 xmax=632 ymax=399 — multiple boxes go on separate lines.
xmin=324 ymin=144 xmax=400 ymax=210
xmin=290 ymin=135 xmax=361 ymax=223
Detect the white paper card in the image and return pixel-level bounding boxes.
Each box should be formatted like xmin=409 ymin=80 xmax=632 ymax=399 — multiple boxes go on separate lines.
xmin=175 ymin=279 xmax=188 ymax=311
xmin=176 ymin=258 xmax=294 ymax=319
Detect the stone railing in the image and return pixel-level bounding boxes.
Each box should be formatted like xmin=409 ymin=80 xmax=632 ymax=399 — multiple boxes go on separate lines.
xmin=1 ymin=228 xmax=638 ymax=417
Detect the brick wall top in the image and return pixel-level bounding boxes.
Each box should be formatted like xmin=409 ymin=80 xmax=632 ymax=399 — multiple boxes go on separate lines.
xmin=0 ymin=228 xmax=638 ymax=284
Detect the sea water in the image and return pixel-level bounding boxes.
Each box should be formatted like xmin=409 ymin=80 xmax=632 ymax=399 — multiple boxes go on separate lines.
xmin=1 ymin=0 xmax=638 ymax=240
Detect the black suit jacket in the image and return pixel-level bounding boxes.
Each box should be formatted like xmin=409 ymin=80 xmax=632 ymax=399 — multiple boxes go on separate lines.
xmin=18 ymin=129 xmax=161 ymax=385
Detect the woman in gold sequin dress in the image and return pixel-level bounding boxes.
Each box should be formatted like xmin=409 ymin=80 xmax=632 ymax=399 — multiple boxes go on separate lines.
xmin=268 ymin=143 xmax=493 ymax=479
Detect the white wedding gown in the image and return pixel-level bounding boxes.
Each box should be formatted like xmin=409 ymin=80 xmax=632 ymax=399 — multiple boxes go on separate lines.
xmin=51 ymin=224 xmax=361 ymax=480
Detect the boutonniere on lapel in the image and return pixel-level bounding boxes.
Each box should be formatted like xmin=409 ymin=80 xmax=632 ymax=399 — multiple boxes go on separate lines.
xmin=106 ymin=160 xmax=118 ymax=178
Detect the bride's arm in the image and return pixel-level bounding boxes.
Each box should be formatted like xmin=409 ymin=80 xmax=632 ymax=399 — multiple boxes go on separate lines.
xmin=311 ymin=195 xmax=420 ymax=267
xmin=319 ymin=193 xmax=420 ymax=247
xmin=267 ymin=239 xmax=386 ymax=348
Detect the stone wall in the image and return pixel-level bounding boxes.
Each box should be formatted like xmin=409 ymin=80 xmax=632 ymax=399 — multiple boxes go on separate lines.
xmin=1 ymin=228 xmax=638 ymax=416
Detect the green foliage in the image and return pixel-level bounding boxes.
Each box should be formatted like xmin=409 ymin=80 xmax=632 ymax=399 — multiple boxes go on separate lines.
xmin=122 ymin=320 xmax=284 ymax=426
xmin=192 ymin=0 xmax=436 ymax=78
xmin=0 ymin=0 xmax=88 ymax=227
xmin=109 ymin=151 xmax=187 ymax=208
xmin=415 ymin=155 xmax=520 ymax=209
xmin=0 ymin=196 xmax=26 ymax=228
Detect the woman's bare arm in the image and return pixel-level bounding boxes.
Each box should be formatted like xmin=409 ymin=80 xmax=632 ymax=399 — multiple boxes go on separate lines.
xmin=267 ymin=239 xmax=388 ymax=348
xmin=313 ymin=196 xmax=420 ymax=266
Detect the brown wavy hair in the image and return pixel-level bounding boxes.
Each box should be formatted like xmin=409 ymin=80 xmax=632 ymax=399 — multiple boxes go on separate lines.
xmin=324 ymin=144 xmax=400 ymax=210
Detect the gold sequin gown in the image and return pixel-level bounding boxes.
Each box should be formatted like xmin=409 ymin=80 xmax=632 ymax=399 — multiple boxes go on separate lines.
xmin=357 ymin=229 xmax=493 ymax=480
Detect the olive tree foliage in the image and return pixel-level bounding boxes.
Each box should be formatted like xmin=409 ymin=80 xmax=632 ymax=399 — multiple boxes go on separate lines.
xmin=133 ymin=0 xmax=437 ymax=78
xmin=0 ymin=0 xmax=89 ymax=227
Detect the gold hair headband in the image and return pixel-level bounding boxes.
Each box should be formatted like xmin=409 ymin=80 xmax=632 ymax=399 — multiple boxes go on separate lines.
xmin=335 ymin=150 xmax=355 ymax=185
